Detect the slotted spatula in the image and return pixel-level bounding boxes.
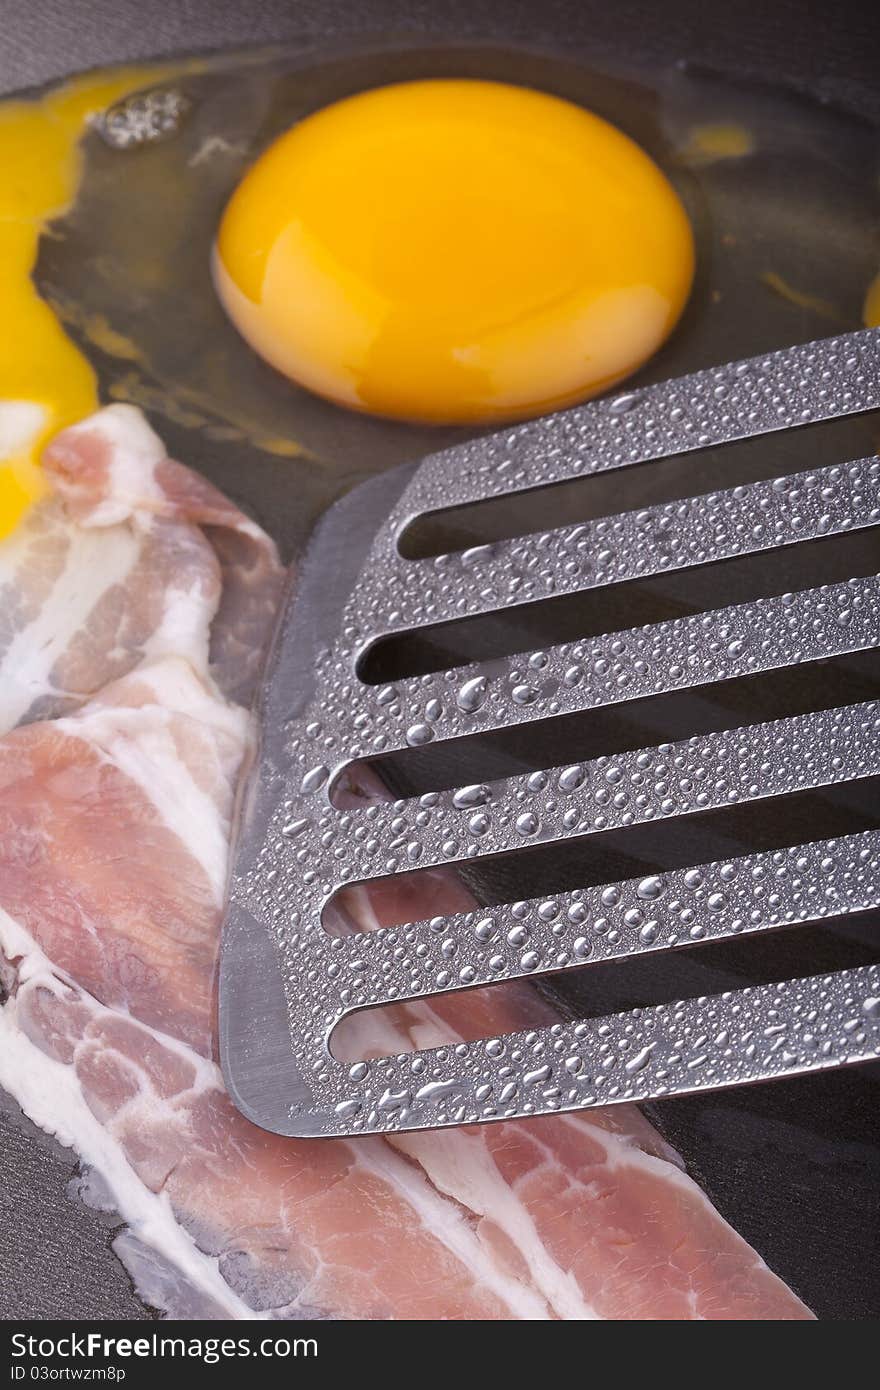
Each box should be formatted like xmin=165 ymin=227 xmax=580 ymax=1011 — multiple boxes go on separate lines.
xmin=219 ymin=328 xmax=880 ymax=1137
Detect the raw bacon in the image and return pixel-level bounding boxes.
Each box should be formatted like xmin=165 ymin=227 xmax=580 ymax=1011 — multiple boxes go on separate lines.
xmin=0 ymin=406 xmax=812 ymax=1319
xmin=0 ymin=405 xmax=281 ymax=733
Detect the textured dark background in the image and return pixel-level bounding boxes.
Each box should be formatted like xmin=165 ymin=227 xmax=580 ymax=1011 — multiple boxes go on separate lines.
xmin=1 ymin=0 xmax=879 ymax=120
xmin=1 ymin=0 xmax=878 ymax=1322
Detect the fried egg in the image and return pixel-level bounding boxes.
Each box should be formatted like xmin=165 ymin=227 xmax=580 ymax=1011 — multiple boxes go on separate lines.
xmin=214 ymin=79 xmax=695 ymax=425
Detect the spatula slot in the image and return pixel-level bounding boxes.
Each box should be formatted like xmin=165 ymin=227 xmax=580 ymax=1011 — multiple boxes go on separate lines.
xmin=360 ymin=529 xmax=880 ymax=684
xmin=329 ymin=908 xmax=880 ymax=1063
xmin=337 ymin=649 xmax=880 ymax=802
xmin=398 ymin=413 xmax=879 ymax=560
xmin=323 ymin=784 xmax=880 ymax=934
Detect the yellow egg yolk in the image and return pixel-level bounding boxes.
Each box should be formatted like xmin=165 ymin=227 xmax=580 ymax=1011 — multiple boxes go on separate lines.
xmin=0 ymin=64 xmax=182 ymax=540
xmin=864 ymin=270 xmax=880 ymax=328
xmin=214 ymin=79 xmax=695 ymax=425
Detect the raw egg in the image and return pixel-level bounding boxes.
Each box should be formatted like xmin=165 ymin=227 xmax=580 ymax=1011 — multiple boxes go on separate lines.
xmin=0 ymin=64 xmax=179 ymax=540
xmin=214 ymin=78 xmax=695 ymax=425
xmin=864 ymin=270 xmax=880 ymax=328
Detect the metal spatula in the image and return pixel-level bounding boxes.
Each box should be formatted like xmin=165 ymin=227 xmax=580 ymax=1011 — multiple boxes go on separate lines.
xmin=220 ymin=328 xmax=880 ymax=1138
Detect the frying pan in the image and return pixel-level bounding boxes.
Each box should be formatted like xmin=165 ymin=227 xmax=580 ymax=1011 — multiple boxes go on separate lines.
xmin=1 ymin=0 xmax=878 ymax=1322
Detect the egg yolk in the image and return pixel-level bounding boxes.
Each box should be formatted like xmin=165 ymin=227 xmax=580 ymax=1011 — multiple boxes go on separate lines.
xmin=864 ymin=270 xmax=880 ymax=328
xmin=214 ymin=79 xmax=695 ymax=425
xmin=0 ymin=63 xmax=182 ymax=540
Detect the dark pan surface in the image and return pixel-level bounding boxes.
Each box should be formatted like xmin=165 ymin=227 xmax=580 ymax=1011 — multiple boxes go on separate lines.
xmin=1 ymin=0 xmax=878 ymax=1322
